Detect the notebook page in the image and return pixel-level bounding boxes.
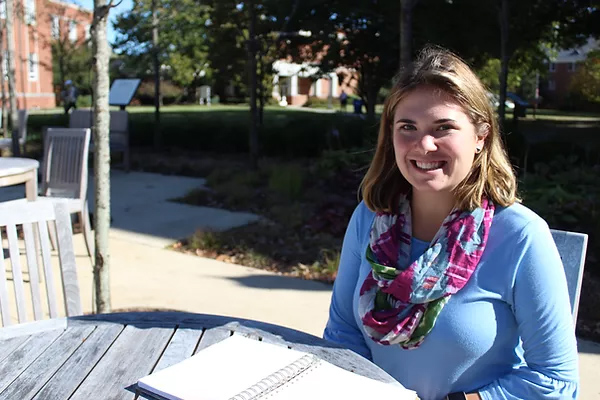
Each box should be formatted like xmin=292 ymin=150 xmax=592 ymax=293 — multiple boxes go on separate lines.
xmin=138 ymin=334 xmax=305 ymax=400
xmin=268 ymin=359 xmax=417 ymax=400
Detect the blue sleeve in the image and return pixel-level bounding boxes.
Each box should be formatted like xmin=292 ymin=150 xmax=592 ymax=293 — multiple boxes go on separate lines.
xmin=323 ymin=202 xmax=372 ymax=360
xmin=479 ymin=218 xmax=579 ymax=399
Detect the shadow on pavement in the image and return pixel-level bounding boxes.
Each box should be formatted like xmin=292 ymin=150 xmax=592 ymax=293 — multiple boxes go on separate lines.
xmin=227 ymin=274 xmax=332 ymax=291
xmin=578 ymin=338 xmax=600 ymax=355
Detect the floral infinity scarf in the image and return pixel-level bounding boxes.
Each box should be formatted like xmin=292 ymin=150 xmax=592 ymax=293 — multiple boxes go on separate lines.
xmin=358 ymin=194 xmax=495 ymax=349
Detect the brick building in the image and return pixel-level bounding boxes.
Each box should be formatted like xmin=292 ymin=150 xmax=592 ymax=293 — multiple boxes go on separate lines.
xmin=271 ymin=60 xmax=359 ymax=107
xmin=543 ymin=38 xmax=599 ymax=107
xmin=1 ymin=0 xmax=92 ymax=109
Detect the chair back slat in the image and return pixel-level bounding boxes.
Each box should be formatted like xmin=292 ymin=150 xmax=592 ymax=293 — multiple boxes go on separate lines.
xmin=54 ymin=202 xmax=81 ymax=317
xmin=68 ymin=110 xmax=93 ymax=129
xmin=110 ymin=110 xmax=129 ymax=132
xmin=5 ymin=223 xmax=28 ymax=323
xmin=0 ymin=201 xmax=81 ymax=326
xmin=68 ymin=109 xmax=129 ymax=171
xmin=22 ymin=222 xmax=43 ymax=320
xmin=0 ymin=253 xmax=11 ymax=325
xmin=42 ymin=128 xmax=91 ymax=202
xmin=38 ymin=219 xmax=59 ymax=319
xmin=551 ymin=229 xmax=588 ymax=324
xmin=17 ymin=109 xmax=28 ymax=145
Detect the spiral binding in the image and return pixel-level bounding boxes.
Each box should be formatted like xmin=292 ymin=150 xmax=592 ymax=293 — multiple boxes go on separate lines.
xmin=229 ymin=354 xmax=321 ymax=400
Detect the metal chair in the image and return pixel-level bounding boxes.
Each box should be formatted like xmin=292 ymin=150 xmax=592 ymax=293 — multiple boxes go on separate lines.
xmin=40 ymin=128 xmax=93 ymax=257
xmin=551 ymin=229 xmax=588 ymax=324
xmin=0 ymin=109 xmax=29 ymax=154
xmin=0 ymin=200 xmax=82 ymax=326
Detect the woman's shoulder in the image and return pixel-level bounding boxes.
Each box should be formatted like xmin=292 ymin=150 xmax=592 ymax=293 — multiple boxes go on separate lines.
xmin=348 ymin=201 xmax=376 ymax=233
xmin=492 ymin=201 xmax=550 ymax=238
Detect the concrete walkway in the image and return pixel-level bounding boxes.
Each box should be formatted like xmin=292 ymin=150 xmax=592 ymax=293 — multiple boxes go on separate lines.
xmin=2 ymin=170 xmax=599 ymax=398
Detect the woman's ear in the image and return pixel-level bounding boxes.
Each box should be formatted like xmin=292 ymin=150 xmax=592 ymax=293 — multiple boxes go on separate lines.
xmin=476 ymin=123 xmax=490 ymax=149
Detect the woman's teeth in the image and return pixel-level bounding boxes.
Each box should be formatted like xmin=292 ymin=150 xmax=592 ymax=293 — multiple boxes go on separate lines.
xmin=414 ymin=161 xmax=444 ymax=170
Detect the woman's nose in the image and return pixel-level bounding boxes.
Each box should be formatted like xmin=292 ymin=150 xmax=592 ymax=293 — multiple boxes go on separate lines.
xmin=418 ymin=134 xmax=437 ymax=153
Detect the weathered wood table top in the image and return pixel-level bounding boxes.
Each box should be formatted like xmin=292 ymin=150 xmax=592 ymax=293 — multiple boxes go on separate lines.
xmin=0 ymin=157 xmax=39 ymax=201
xmin=0 ymin=311 xmax=398 ymax=399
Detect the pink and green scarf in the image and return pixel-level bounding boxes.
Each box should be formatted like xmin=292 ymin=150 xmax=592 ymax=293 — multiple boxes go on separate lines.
xmin=358 ymin=194 xmax=494 ymax=349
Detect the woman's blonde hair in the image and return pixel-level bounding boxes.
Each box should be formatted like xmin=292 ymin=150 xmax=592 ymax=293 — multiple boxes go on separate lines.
xmin=361 ymin=46 xmax=518 ymax=212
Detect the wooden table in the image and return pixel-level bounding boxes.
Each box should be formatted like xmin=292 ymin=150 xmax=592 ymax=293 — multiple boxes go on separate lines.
xmin=0 ymin=311 xmax=398 ymax=399
xmin=0 ymin=157 xmax=39 ymax=201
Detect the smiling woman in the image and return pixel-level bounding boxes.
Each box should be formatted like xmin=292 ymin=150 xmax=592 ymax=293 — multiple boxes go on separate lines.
xmin=323 ymin=46 xmax=579 ymax=400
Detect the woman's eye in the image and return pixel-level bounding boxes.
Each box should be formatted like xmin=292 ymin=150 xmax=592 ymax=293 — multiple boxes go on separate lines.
xmin=399 ymin=124 xmax=416 ymax=131
xmin=437 ymin=124 xmax=454 ymax=131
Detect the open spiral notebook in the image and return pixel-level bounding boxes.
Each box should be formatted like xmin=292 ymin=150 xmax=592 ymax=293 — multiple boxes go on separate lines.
xmin=137 ymin=334 xmax=417 ymax=400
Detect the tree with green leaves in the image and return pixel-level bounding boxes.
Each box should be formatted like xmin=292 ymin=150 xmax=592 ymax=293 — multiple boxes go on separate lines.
xmin=113 ymin=0 xmax=211 ymax=93
xmin=204 ymin=0 xmax=301 ymax=166
xmin=489 ymin=0 xmax=598 ymax=125
xmin=569 ymin=49 xmax=600 ymax=104
xmin=293 ymin=0 xmax=400 ymax=120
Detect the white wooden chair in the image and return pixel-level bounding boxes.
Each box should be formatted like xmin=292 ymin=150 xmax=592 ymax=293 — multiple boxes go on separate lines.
xmin=0 ymin=109 xmax=29 ymax=154
xmin=0 ymin=200 xmax=82 ymax=326
xmin=40 ymin=128 xmax=93 ymax=257
xmin=551 ymin=229 xmax=588 ymax=325
xmin=69 ymin=109 xmax=130 ymax=171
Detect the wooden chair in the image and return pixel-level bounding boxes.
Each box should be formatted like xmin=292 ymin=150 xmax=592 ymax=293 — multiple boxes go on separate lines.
xmin=0 ymin=200 xmax=82 ymax=326
xmin=551 ymin=229 xmax=588 ymax=324
xmin=40 ymin=128 xmax=93 ymax=257
xmin=69 ymin=109 xmax=130 ymax=171
xmin=0 ymin=109 xmax=29 ymax=154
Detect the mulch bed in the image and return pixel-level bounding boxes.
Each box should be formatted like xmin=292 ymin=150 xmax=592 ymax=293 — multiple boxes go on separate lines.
xmin=131 ymin=150 xmax=600 ymax=342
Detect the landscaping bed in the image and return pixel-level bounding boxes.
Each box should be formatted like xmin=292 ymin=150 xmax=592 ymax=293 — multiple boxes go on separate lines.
xmin=132 ymin=148 xmax=600 ymax=343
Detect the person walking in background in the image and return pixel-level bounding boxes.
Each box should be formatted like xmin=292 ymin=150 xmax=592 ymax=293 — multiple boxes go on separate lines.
xmin=339 ymin=90 xmax=348 ymax=112
xmin=62 ymin=80 xmax=78 ymax=114
xmin=324 ymin=46 xmax=578 ymax=400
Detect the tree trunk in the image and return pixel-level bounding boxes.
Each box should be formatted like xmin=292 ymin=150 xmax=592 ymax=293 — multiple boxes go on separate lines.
xmin=498 ymin=0 xmax=509 ymax=130
xmin=365 ymin=79 xmax=379 ymax=121
xmin=247 ymin=0 xmax=259 ymax=169
xmin=92 ymin=0 xmax=112 ymax=313
xmin=400 ymin=0 xmax=415 ymax=70
xmin=5 ymin=0 xmax=19 ymax=156
xmin=0 ymin=17 xmax=7 ymax=136
xmin=257 ymin=52 xmax=264 ymax=126
xmin=152 ymin=0 xmax=161 ymax=150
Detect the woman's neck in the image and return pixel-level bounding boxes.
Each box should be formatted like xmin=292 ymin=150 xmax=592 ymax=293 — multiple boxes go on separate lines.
xmin=410 ymin=191 xmax=455 ymax=242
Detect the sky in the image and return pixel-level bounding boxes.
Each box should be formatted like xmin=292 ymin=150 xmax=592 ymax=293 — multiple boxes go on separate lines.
xmin=67 ymin=0 xmax=134 ymax=44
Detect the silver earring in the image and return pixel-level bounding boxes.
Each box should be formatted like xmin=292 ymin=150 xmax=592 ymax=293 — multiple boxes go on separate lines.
xmin=475 ymin=147 xmax=482 ymax=153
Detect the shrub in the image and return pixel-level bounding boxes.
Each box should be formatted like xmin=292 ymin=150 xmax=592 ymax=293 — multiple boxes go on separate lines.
xmin=268 ymin=164 xmax=304 ymax=200
xmin=520 ymin=156 xmax=600 ymax=277
xmin=136 ymin=80 xmax=184 ymax=105
xmin=303 ymin=96 xmax=340 ymax=109
xmin=76 ymin=95 xmax=92 ymax=108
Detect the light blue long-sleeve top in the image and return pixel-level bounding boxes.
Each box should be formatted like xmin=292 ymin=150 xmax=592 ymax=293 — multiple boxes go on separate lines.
xmin=324 ymin=201 xmax=579 ymax=400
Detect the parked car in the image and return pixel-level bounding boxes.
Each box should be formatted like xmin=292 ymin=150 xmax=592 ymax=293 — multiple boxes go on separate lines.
xmin=486 ymin=92 xmax=515 ymax=109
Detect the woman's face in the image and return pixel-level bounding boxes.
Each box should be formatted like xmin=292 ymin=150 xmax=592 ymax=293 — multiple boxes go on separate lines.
xmin=392 ymin=86 xmax=486 ymax=197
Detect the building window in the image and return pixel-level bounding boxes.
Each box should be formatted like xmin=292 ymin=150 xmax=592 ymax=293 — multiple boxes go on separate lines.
xmin=28 ymin=53 xmax=38 ymax=81
xmin=51 ymin=15 xmax=59 ymax=39
xmin=69 ymin=20 xmax=77 ymax=42
xmin=0 ymin=0 xmax=5 ymax=20
xmin=549 ymin=62 xmax=556 ymax=72
xmin=85 ymin=24 xmax=91 ymax=41
xmin=568 ymin=62 xmax=576 ymax=72
xmin=25 ymin=0 xmax=36 ymax=25
xmin=548 ymin=80 xmax=556 ymax=91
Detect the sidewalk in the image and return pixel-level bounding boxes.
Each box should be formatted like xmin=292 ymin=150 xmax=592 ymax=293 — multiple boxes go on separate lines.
xmin=2 ymin=170 xmax=599 ymax=398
